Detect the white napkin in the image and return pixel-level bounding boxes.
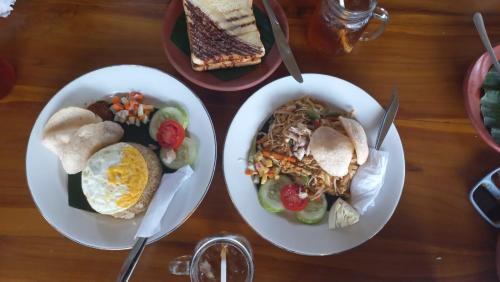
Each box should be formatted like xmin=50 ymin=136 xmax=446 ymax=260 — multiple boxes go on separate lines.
xmin=349 ymin=149 xmax=389 ymax=215
xmin=0 ymin=0 xmax=15 ymax=18
xmin=135 ymin=166 xmax=193 ymax=239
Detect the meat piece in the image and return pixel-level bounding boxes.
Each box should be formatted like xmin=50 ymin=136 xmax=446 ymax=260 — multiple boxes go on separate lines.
xmin=87 ymin=101 xmax=113 ymax=121
xmin=293 ymin=147 xmax=306 ymax=161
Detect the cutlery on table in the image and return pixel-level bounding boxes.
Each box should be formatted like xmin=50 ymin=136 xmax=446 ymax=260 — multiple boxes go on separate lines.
xmin=116 ymin=166 xmax=193 ymax=282
xmin=262 ymin=0 xmax=303 ymax=83
xmin=117 ymin=237 xmax=148 ymax=282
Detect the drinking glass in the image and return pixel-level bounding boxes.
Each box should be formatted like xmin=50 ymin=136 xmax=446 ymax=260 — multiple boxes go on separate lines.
xmin=169 ymin=234 xmax=254 ymax=282
xmin=307 ymin=0 xmax=389 ymax=55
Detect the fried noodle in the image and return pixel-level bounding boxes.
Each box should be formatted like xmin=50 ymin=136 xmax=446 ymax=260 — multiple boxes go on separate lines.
xmin=255 ymin=97 xmax=359 ymax=198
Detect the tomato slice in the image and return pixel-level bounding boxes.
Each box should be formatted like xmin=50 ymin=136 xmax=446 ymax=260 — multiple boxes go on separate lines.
xmin=156 ymin=119 xmax=185 ymax=149
xmin=280 ymin=184 xmax=308 ymax=211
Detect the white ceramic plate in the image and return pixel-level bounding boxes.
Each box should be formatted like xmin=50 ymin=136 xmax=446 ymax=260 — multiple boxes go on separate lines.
xmin=223 ymin=74 xmax=405 ymax=256
xmin=26 ymin=65 xmax=217 ymax=250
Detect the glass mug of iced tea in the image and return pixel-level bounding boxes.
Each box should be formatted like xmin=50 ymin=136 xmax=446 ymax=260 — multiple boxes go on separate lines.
xmin=307 ymin=0 xmax=389 ymax=55
xmin=169 ymin=234 xmax=254 ymax=282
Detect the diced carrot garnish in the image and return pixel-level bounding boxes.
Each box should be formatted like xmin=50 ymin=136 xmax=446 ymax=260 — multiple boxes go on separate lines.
xmin=134 ymin=93 xmax=144 ymax=102
xmin=112 ymin=104 xmax=123 ymax=111
xmin=112 ymin=96 xmax=120 ymax=104
xmin=261 ymin=150 xmax=296 ymax=163
xmin=245 ymin=168 xmax=253 ymax=176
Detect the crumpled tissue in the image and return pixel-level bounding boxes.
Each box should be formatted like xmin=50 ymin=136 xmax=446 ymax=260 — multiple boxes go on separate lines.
xmin=349 ymin=149 xmax=389 ymax=215
xmin=135 ymin=166 xmax=193 ymax=239
xmin=0 ymin=0 xmax=15 ymax=18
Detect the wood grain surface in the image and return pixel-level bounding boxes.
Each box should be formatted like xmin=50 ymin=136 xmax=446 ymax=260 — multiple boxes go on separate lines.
xmin=1 ymin=0 xmax=500 ymax=281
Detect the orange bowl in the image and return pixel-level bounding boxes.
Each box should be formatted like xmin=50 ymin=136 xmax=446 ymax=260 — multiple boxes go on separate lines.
xmin=464 ymin=45 xmax=500 ymax=153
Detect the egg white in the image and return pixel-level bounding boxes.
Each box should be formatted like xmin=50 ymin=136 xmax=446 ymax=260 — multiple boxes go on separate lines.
xmin=82 ymin=143 xmax=133 ymax=215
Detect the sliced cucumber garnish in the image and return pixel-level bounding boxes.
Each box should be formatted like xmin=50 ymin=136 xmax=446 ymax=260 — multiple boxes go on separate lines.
xmin=149 ymin=106 xmax=189 ymax=140
xmin=258 ymin=176 xmax=292 ymax=213
xmin=161 ymin=137 xmax=197 ymax=169
xmin=296 ymin=194 xmax=327 ymax=224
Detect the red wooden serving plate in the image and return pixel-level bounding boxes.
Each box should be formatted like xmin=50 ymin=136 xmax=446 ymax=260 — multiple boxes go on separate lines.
xmin=464 ymin=45 xmax=500 ymax=153
xmin=162 ymin=0 xmax=289 ymax=92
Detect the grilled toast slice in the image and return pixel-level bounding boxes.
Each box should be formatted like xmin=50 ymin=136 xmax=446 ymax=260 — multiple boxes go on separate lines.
xmin=183 ymin=0 xmax=265 ymax=71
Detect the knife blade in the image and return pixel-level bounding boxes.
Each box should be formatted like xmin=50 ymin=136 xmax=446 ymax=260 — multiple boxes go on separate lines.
xmin=262 ymin=0 xmax=303 ymax=83
xmin=375 ymin=88 xmax=399 ymax=150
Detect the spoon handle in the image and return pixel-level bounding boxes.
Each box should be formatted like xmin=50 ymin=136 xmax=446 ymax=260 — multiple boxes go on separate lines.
xmin=117 ymin=237 xmax=148 ymax=282
xmin=473 ymin=12 xmax=500 ymax=73
xmin=375 ymin=88 xmax=399 ymax=150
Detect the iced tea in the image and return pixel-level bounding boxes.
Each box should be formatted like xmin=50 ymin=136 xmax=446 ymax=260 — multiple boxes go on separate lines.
xmin=198 ymin=244 xmax=248 ymax=282
xmin=307 ymin=0 xmax=388 ymax=55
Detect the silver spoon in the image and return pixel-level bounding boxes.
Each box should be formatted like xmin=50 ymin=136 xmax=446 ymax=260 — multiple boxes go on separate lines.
xmin=375 ymin=88 xmax=399 ymax=150
xmin=473 ymin=12 xmax=500 ymax=73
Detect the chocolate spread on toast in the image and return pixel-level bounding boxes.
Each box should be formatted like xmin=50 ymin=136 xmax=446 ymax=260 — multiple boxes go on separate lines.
xmin=184 ymin=1 xmax=262 ymax=61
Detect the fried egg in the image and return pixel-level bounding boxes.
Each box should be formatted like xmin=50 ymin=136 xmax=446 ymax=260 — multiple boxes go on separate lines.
xmin=82 ymin=142 xmax=149 ymax=215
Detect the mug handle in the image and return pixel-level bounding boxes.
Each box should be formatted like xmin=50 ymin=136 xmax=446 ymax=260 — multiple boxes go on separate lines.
xmin=359 ymin=6 xmax=389 ymax=42
xmin=169 ymin=255 xmax=192 ymax=276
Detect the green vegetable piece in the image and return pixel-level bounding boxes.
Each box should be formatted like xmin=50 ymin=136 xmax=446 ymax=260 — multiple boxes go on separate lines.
xmin=149 ymin=106 xmax=189 ymax=140
xmin=484 ymin=116 xmax=500 ymax=128
xmin=248 ymin=135 xmax=257 ymax=162
xmin=481 ymin=90 xmax=500 ymax=107
xmin=306 ymin=110 xmax=321 ymax=120
xmin=483 ymin=70 xmax=500 ymax=90
xmin=481 ymin=90 xmax=500 ymax=134
xmin=258 ymin=176 xmax=292 ymax=213
xmin=492 ymin=127 xmax=500 ymax=144
xmin=296 ymin=194 xmax=327 ymax=224
xmin=481 ymin=105 xmax=500 ymax=119
xmin=162 ymin=137 xmax=198 ymax=169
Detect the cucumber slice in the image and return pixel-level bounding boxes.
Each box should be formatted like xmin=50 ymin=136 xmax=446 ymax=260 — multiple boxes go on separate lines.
xmin=161 ymin=137 xmax=197 ymax=169
xmin=177 ymin=105 xmax=189 ymax=121
xmin=149 ymin=106 xmax=189 ymax=140
xmin=258 ymin=176 xmax=292 ymax=213
xmin=296 ymin=194 xmax=327 ymax=224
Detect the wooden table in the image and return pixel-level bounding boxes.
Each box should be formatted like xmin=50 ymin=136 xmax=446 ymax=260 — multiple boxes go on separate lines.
xmin=1 ymin=0 xmax=500 ymax=281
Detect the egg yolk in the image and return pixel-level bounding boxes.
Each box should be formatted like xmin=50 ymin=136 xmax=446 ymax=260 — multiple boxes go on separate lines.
xmin=107 ymin=146 xmax=148 ymax=208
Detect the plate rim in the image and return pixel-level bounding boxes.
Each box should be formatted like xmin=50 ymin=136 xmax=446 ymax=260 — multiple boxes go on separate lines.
xmin=161 ymin=0 xmax=289 ymax=92
xmin=222 ymin=73 xmax=406 ymax=256
xmin=25 ymin=64 xmax=218 ymax=250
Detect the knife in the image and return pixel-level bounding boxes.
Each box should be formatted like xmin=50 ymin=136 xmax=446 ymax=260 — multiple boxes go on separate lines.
xmin=375 ymin=88 xmax=399 ymax=150
xmin=117 ymin=237 xmax=148 ymax=282
xmin=262 ymin=0 xmax=303 ymax=83
xmin=116 ymin=166 xmax=194 ymax=282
